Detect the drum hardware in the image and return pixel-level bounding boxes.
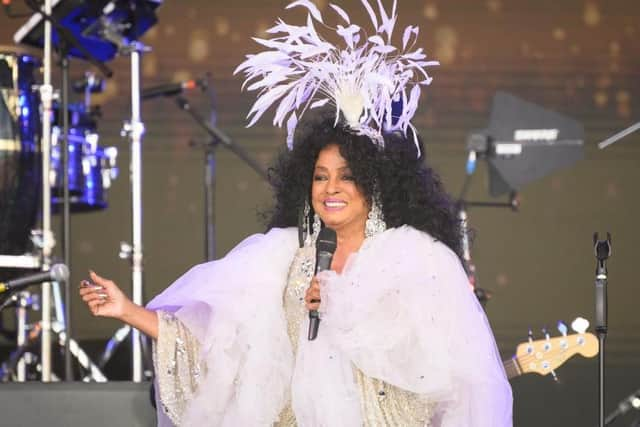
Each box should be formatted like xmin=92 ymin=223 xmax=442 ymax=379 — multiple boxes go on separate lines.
xmin=82 ymin=1 xmax=162 ymax=382
xmin=12 ymin=0 xmax=160 ymax=382
xmin=50 ymin=122 xmax=119 ymax=212
xmin=12 ymin=0 xmax=138 ymax=381
xmin=0 ymin=262 xmax=106 ymax=382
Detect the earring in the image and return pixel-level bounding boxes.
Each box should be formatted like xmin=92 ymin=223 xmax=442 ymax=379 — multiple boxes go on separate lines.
xmin=299 ymin=200 xmax=311 ymax=247
xmin=312 ymin=212 xmax=321 ymax=238
xmin=303 ymin=200 xmax=311 ymax=234
xmin=302 ymin=199 xmax=322 ymax=245
xmin=365 ymin=194 xmax=387 ymax=238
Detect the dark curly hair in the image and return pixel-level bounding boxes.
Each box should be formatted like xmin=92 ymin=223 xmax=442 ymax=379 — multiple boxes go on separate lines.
xmin=265 ymin=112 xmax=462 ymax=257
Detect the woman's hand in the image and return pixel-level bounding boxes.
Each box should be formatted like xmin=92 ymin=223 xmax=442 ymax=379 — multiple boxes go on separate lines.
xmin=304 ymin=276 xmax=321 ymax=311
xmin=79 ymin=271 xmax=159 ymax=339
xmin=79 ymin=271 xmax=132 ymax=320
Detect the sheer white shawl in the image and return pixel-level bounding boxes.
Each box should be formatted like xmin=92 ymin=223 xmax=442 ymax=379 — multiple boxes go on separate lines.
xmin=147 ymin=226 xmax=512 ymax=426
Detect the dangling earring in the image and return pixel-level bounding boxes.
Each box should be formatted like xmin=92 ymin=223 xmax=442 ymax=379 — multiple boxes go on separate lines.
xmin=365 ymin=193 xmax=387 ymax=238
xmin=302 ymin=199 xmax=321 ymax=245
xmin=299 ymin=200 xmax=311 ymax=247
xmin=312 ymin=212 xmax=321 ymax=239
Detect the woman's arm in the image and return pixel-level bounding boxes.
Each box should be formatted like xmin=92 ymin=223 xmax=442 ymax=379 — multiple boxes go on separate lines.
xmin=79 ymin=271 xmax=159 ymax=339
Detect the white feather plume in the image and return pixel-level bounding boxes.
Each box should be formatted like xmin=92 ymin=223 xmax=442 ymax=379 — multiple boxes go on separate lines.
xmin=234 ymin=0 xmax=439 ymax=149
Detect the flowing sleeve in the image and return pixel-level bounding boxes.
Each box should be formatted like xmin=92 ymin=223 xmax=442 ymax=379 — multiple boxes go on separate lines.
xmin=146 ymin=227 xmax=299 ymax=426
xmin=314 ymin=226 xmax=513 ymax=427
xmin=152 ymin=310 xmax=204 ymax=426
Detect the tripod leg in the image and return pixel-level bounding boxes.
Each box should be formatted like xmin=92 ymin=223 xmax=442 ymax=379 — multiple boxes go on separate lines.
xmin=52 ymin=323 xmax=106 ymax=382
xmin=98 ymin=325 xmax=131 ymax=370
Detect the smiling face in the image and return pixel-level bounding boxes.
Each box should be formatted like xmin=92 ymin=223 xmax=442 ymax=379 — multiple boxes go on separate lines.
xmin=311 ymin=144 xmax=369 ymax=236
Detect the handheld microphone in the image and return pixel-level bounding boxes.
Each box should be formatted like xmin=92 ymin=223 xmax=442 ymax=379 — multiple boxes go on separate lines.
xmin=0 ymin=264 xmax=69 ymax=294
xmin=308 ymin=227 xmax=337 ymax=341
xmin=141 ymin=78 xmax=208 ymax=100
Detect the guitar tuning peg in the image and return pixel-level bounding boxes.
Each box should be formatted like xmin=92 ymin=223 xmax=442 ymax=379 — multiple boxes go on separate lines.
xmin=542 ymin=327 xmax=550 ymax=341
xmin=528 ymin=328 xmax=534 ymax=343
xmin=571 ymin=317 xmax=590 ymax=334
xmin=550 ymin=370 xmax=558 ymax=382
xmin=557 ymin=321 xmax=568 ymax=337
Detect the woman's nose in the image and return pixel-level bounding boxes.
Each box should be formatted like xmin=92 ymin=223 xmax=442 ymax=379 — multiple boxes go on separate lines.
xmin=325 ymin=176 xmax=339 ymax=194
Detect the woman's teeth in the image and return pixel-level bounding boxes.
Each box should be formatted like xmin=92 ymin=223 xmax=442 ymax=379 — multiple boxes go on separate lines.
xmin=324 ymin=201 xmax=346 ymax=208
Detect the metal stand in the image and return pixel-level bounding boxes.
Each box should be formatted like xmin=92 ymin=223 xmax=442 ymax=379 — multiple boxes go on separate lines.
xmin=598 ymin=121 xmax=640 ymax=149
xmin=0 ymin=284 xmax=107 ymax=382
xmin=604 ymin=387 xmax=640 ymax=426
xmin=456 ymin=155 xmax=518 ymax=306
xmin=204 ymin=141 xmax=217 ymax=261
xmin=38 ymin=0 xmax=55 ymax=383
xmin=593 ymin=233 xmax=611 ymax=427
xmin=177 ymin=96 xmax=268 ymax=261
xmin=56 ymin=38 xmax=73 ymax=382
xmin=121 ymin=44 xmax=146 ymax=383
xmin=18 ymin=0 xmax=116 ymax=382
xmin=98 ymin=16 xmax=148 ymax=382
xmin=0 ymin=256 xmax=41 ymax=381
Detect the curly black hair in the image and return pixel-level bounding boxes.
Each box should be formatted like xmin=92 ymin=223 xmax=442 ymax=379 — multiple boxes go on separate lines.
xmin=265 ymin=112 xmax=462 ymax=257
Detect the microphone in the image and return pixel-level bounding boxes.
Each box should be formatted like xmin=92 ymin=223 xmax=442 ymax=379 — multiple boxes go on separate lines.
xmin=141 ymin=78 xmax=208 ymax=100
xmin=0 ymin=264 xmax=69 ymax=294
xmin=605 ymin=388 xmax=640 ymax=426
xmin=308 ymin=227 xmax=337 ymax=341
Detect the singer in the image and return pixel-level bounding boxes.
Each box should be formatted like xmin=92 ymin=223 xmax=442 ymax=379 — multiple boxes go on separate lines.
xmin=79 ymin=2 xmax=512 ymax=426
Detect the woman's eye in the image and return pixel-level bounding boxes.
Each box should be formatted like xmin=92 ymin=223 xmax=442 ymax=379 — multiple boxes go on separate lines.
xmin=313 ymin=175 xmax=328 ymax=181
xmin=342 ymin=174 xmax=355 ymax=181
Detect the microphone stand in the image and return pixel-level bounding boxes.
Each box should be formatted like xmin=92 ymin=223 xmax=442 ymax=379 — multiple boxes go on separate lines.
xmin=57 ymin=37 xmax=73 ymax=381
xmin=456 ymin=153 xmax=518 ymax=307
xmin=176 ymin=96 xmax=269 ymax=261
xmin=593 ymin=232 xmax=611 ymax=427
xmin=598 ymin=121 xmax=640 ymax=149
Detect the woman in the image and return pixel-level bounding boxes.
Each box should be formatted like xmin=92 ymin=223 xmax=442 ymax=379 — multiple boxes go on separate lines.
xmin=81 ymin=2 xmax=512 ymax=425
xmin=80 ymin=112 xmax=512 ymax=426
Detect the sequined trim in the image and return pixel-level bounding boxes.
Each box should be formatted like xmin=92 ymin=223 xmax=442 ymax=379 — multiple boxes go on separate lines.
xmin=152 ymin=310 xmax=206 ymax=426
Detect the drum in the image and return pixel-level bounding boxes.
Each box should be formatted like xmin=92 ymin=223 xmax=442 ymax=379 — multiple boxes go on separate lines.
xmin=0 ymin=49 xmax=41 ymax=255
xmin=50 ymin=121 xmax=118 ymax=212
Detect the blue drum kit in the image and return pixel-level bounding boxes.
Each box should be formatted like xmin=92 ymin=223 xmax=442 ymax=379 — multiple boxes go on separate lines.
xmin=0 ymin=48 xmax=118 ymax=255
xmin=1 ymin=0 xmax=272 ymax=385
xmin=1 ymin=0 xmax=162 ymax=383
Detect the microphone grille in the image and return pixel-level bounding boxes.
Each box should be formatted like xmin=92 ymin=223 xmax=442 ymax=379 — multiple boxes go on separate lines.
xmin=316 ymin=227 xmax=337 ymax=253
xmin=50 ymin=264 xmax=70 ymax=283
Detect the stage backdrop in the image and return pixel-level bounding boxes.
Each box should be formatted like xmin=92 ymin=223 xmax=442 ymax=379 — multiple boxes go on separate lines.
xmin=1 ymin=1 xmax=639 ymax=426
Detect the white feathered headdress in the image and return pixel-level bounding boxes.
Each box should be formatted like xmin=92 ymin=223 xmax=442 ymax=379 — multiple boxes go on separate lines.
xmin=234 ymin=0 xmax=439 ymax=151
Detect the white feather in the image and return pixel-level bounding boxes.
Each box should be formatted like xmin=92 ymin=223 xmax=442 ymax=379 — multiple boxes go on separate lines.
xmin=236 ymin=0 xmax=439 ymax=149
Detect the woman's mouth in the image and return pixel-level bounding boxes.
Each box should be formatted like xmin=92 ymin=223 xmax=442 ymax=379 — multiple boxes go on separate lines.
xmin=323 ymin=199 xmax=347 ymax=211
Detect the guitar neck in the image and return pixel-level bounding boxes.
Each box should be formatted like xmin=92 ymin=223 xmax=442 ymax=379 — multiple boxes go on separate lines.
xmin=503 ymin=357 xmax=521 ymax=380
xmin=503 ymin=331 xmax=598 ymax=380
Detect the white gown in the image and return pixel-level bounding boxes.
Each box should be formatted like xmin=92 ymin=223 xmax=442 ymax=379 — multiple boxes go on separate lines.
xmin=147 ymin=226 xmax=513 ymax=426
